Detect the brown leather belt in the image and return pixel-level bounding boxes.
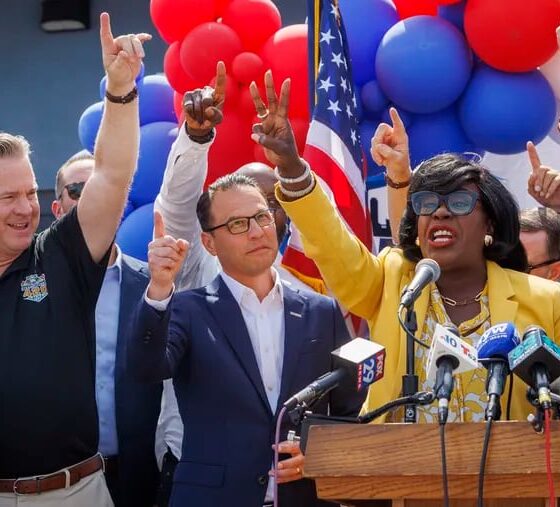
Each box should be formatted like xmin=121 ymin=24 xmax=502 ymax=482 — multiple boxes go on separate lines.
xmin=0 ymin=454 xmax=104 ymax=495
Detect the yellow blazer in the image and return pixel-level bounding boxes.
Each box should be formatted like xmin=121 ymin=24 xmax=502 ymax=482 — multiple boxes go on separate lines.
xmin=279 ymin=180 xmax=560 ymax=421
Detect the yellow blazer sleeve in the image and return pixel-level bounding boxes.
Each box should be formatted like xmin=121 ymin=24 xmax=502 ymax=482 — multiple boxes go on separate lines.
xmin=277 ymin=177 xmax=384 ymax=320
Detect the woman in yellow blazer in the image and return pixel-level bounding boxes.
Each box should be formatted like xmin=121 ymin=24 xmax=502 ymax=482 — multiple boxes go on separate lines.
xmin=248 ymin=76 xmax=560 ymax=423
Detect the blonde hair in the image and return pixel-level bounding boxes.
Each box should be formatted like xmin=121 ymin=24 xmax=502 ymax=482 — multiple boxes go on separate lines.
xmin=0 ymin=132 xmax=31 ymax=159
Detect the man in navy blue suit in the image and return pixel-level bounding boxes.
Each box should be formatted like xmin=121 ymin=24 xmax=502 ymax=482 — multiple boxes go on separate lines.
xmin=128 ymin=173 xmax=365 ymax=507
xmin=52 ymin=152 xmax=161 ymax=507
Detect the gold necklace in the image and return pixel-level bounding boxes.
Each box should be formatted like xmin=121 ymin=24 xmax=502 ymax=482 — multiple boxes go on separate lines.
xmin=440 ymin=290 xmax=484 ymax=307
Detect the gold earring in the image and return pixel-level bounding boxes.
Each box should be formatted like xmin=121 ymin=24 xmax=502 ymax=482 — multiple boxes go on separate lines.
xmin=484 ymin=234 xmax=493 ymax=247
xmin=415 ymin=237 xmax=420 ymax=246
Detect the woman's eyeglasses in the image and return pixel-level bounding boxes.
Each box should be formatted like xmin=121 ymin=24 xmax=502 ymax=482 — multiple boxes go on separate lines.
xmin=410 ymin=190 xmax=479 ymax=216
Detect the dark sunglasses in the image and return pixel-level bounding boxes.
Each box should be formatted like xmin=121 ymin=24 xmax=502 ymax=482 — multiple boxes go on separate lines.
xmin=411 ymin=190 xmax=479 ymax=216
xmin=528 ymin=257 xmax=560 ymax=272
xmin=204 ymin=208 xmax=276 ymax=235
xmin=59 ymin=181 xmax=86 ymax=200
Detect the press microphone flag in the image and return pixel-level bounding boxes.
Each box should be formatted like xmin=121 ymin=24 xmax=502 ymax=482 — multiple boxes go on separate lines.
xmin=400 ymin=258 xmax=441 ymax=309
xmin=426 ymin=323 xmax=478 ymax=385
xmin=509 ymin=325 xmax=560 ymax=409
xmin=283 ymin=337 xmax=385 ymax=410
xmin=425 ymin=324 xmax=478 ymax=424
xmin=476 ymin=322 xmax=520 ymax=420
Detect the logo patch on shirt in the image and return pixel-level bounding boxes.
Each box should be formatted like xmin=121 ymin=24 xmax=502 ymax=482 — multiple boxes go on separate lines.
xmin=21 ymin=273 xmax=48 ymax=302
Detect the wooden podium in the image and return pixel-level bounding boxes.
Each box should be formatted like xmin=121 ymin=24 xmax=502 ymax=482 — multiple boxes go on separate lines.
xmin=303 ymin=420 xmax=560 ymax=507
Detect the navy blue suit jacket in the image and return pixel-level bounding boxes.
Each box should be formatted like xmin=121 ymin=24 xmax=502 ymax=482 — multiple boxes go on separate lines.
xmin=114 ymin=255 xmax=162 ymax=507
xmin=128 ymin=274 xmax=365 ymax=507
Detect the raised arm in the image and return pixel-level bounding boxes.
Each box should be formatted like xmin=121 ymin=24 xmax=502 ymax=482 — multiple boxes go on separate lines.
xmin=248 ymin=72 xmax=386 ymax=318
xmin=77 ymin=12 xmax=150 ymax=262
xmin=154 ymin=63 xmax=225 ymax=288
xmin=370 ymin=107 xmax=412 ymax=244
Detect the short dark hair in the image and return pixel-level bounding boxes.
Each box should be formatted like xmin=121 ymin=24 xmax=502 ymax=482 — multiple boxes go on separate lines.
xmin=399 ymin=153 xmax=528 ymax=272
xmin=196 ymin=173 xmax=265 ymax=232
xmin=520 ymin=207 xmax=560 ymax=259
xmin=54 ymin=149 xmax=94 ymax=198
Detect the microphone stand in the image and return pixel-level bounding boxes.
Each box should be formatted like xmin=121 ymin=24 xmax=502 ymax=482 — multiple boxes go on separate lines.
xmin=401 ymin=305 xmax=419 ymax=423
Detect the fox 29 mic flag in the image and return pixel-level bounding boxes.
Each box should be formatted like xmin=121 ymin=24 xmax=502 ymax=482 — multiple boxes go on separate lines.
xmin=281 ymin=0 xmax=372 ymax=294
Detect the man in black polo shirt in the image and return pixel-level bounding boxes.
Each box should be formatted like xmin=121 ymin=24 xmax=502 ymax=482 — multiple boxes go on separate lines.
xmin=0 ymin=12 xmax=150 ymax=507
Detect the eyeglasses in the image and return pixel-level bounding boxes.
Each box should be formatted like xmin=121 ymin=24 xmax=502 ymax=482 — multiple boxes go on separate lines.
xmin=59 ymin=181 xmax=86 ymax=200
xmin=204 ymin=208 xmax=276 ymax=235
xmin=528 ymin=257 xmax=560 ymax=272
xmin=411 ymin=190 xmax=479 ymax=216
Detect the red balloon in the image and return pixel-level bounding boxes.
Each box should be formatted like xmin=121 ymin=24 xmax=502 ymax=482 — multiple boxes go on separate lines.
xmin=206 ymin=114 xmax=254 ymax=186
xmin=393 ymin=0 xmax=437 ymax=19
xmin=437 ymin=0 xmax=461 ymax=4
xmin=232 ymin=52 xmax=264 ymax=84
xmin=238 ymin=88 xmax=257 ymax=117
xmin=465 ymin=0 xmax=560 ymax=72
xmin=150 ymin=0 xmax=216 ymax=44
xmin=260 ymin=25 xmax=309 ymax=119
xmin=164 ymin=42 xmax=205 ymax=94
xmin=173 ymin=91 xmax=186 ymax=125
xmin=222 ymin=0 xmax=282 ymax=52
xmin=180 ymin=22 xmax=243 ymax=84
xmin=253 ymin=144 xmax=272 ymax=167
xmin=215 ymin=0 xmax=234 ymax=18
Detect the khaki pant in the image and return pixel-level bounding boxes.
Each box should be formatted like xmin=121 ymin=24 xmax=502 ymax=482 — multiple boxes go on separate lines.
xmin=0 ymin=470 xmax=113 ymax=507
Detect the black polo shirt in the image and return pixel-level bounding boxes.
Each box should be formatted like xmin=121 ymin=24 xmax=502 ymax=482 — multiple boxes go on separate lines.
xmin=0 ymin=207 xmax=109 ymax=477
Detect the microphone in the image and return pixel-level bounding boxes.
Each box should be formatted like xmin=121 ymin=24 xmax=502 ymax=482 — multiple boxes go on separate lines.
xmin=508 ymin=325 xmax=560 ymax=409
xmin=476 ymin=322 xmax=520 ymax=420
xmin=283 ymin=337 xmax=386 ymax=410
xmin=400 ymin=259 xmax=440 ymax=309
xmin=425 ymin=323 xmax=478 ymax=424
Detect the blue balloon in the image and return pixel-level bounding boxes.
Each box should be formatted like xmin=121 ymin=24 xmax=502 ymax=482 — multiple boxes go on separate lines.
xmin=78 ymin=101 xmax=103 ymax=153
xmin=116 ymin=203 xmax=154 ymax=262
xmin=361 ymin=79 xmax=389 ymax=114
xmin=339 ymin=0 xmax=399 ymax=86
xmin=138 ymin=74 xmax=176 ymax=126
xmin=376 ymin=16 xmax=472 ymax=114
xmin=121 ymin=200 xmax=135 ymax=223
xmin=99 ymin=62 xmax=145 ymax=100
xmin=407 ymin=108 xmax=482 ymax=168
xmin=438 ymin=0 xmax=466 ymax=33
xmin=129 ymin=122 xmax=178 ymax=207
xmin=459 ymin=65 xmax=557 ymax=154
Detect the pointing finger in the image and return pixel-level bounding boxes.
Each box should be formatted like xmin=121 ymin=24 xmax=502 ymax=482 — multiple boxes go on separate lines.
xmin=153 ymin=210 xmax=166 ymax=239
xmin=99 ymin=12 xmax=115 ymax=53
xmin=527 ymin=141 xmax=542 ymax=172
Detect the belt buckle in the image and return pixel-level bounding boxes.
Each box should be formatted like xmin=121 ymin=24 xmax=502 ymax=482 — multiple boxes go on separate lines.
xmin=12 ymin=478 xmax=24 ymax=496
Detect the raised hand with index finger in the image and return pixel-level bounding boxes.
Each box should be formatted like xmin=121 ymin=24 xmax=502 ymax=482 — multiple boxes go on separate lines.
xmin=183 ymin=61 xmax=227 ymax=138
xmin=147 ymin=210 xmax=189 ymax=301
xmin=99 ymin=12 xmax=151 ymax=94
xmin=527 ymin=141 xmax=560 ymax=212
xmin=371 ymin=107 xmax=411 ymax=185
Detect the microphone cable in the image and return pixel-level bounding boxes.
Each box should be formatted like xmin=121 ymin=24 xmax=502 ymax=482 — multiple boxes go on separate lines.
xmin=273 ymin=405 xmax=288 ymax=507
xmin=477 ymin=417 xmax=493 ymax=507
xmin=439 ymin=422 xmax=450 ymax=507
xmin=544 ymin=408 xmax=556 ymax=505
xmin=505 ymin=373 xmax=514 ymax=420
xmin=397 ymin=305 xmax=430 ymax=350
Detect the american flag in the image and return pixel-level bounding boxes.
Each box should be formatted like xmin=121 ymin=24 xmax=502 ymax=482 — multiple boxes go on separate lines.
xmin=281 ymin=0 xmax=372 ymax=292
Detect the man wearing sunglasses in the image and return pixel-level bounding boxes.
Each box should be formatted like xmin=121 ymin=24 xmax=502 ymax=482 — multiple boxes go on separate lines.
xmin=51 ymin=151 xmax=162 ymax=507
xmin=127 ymin=173 xmax=365 ymax=507
xmin=0 ymin=13 xmax=149 ymax=507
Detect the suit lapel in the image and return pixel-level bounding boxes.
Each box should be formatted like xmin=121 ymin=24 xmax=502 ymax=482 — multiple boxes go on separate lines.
xmin=205 ymin=276 xmax=272 ymax=416
xmin=486 ymin=260 xmax=518 ymax=325
xmin=276 ymin=287 xmax=306 ymax=416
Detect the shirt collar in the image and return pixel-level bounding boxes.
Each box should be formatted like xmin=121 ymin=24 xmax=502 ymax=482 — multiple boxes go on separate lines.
xmin=107 ymin=244 xmax=123 ymax=283
xmin=220 ymin=268 xmax=283 ymax=305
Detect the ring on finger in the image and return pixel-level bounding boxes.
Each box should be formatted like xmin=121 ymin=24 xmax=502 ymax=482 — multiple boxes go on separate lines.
xmin=257 ymin=108 xmax=270 ymax=120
